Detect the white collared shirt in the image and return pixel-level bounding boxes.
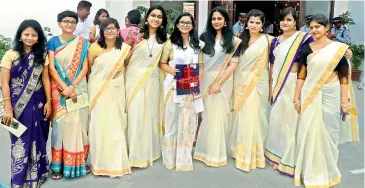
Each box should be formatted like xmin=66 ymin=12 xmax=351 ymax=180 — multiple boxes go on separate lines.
xmin=74 ymin=17 xmax=90 ymax=40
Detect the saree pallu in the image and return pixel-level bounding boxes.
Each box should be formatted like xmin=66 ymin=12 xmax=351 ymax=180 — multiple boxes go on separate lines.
xmin=88 ymin=44 xmax=131 ymax=176
xmin=231 ymin=35 xmax=270 ymax=172
xmin=125 ymin=35 xmax=163 ymax=167
xmin=161 ymin=43 xmax=201 ymax=171
xmin=193 ymin=37 xmax=241 ymax=167
xmin=265 ymin=31 xmax=311 ymax=176
xmin=50 ymin=36 xmax=90 ymax=178
xmin=294 ymin=42 xmax=358 ymax=188
xmin=7 ymin=53 xmax=50 ymax=187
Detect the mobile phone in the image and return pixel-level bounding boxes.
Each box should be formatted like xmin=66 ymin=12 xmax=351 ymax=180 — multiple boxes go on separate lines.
xmin=1 ymin=118 xmax=18 ymax=129
xmin=342 ymin=113 xmax=347 ymax=122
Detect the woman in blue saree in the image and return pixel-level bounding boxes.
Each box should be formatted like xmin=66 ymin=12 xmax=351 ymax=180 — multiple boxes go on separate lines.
xmin=1 ymin=20 xmax=51 ymax=187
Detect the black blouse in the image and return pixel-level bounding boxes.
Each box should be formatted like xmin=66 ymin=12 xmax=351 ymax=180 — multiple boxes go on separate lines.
xmin=298 ymin=43 xmax=349 ymax=83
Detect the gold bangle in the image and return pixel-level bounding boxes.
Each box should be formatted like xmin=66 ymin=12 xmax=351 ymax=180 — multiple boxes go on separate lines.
xmin=341 ymin=103 xmax=349 ymax=107
xmin=3 ymin=97 xmax=10 ymax=101
xmin=48 ymin=97 xmax=52 ymax=101
xmin=217 ymin=78 xmax=224 ymax=86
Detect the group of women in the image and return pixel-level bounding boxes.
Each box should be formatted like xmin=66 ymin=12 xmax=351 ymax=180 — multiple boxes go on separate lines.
xmin=1 ymin=4 xmax=358 ymax=188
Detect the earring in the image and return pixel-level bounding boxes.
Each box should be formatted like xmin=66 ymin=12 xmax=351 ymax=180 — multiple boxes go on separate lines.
xmin=224 ymin=23 xmax=227 ymax=27
xmin=145 ymin=21 xmax=148 ymax=25
xmin=260 ymin=29 xmax=263 ymax=32
xmin=160 ymin=25 xmax=164 ymax=29
xmin=19 ymin=39 xmax=22 ymax=42
xmin=246 ymin=27 xmax=248 ymax=29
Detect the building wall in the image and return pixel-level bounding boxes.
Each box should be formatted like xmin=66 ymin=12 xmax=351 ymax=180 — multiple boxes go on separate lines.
xmin=198 ymin=1 xmax=208 ymax=35
xmin=0 ymin=0 xmax=106 ymax=38
xmin=106 ymin=0 xmax=150 ymax=29
xmin=304 ymin=1 xmax=332 ymax=18
xmin=347 ymin=1 xmax=364 ymax=45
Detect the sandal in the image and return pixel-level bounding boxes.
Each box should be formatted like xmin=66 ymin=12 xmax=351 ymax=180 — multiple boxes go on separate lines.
xmin=86 ymin=166 xmax=91 ymax=174
xmin=51 ymin=172 xmax=63 ymax=180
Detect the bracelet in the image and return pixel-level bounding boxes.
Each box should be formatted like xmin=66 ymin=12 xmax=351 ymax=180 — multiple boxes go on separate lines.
xmin=293 ymin=100 xmax=300 ymax=105
xmin=48 ymin=97 xmax=52 ymax=101
xmin=217 ymin=78 xmax=225 ymax=86
xmin=341 ymin=103 xmax=350 ymax=107
xmin=71 ymin=83 xmax=77 ymax=88
xmin=3 ymin=97 xmax=10 ymax=101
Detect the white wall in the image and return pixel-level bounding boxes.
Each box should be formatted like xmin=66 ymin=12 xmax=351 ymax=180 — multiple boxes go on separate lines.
xmin=198 ymin=0 xmax=208 ymax=35
xmin=347 ymin=1 xmax=364 ymax=45
xmin=106 ymin=0 xmax=150 ymax=29
xmin=305 ymin=1 xmax=332 ymax=18
xmin=0 ymin=0 xmax=106 ymax=38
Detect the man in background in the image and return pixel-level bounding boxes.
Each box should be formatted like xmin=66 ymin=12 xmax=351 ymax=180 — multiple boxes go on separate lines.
xmin=329 ymin=17 xmax=350 ymax=44
xmin=300 ymin=15 xmax=312 ymax=33
xmin=233 ymin=13 xmax=246 ymax=37
xmin=74 ymin=0 xmax=92 ymax=40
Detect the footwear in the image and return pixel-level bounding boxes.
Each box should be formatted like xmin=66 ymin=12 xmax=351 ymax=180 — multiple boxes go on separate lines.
xmin=86 ymin=166 xmax=91 ymax=174
xmin=51 ymin=173 xmax=63 ymax=180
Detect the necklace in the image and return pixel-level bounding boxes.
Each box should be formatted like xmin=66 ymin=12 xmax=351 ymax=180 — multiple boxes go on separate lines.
xmin=147 ymin=38 xmax=156 ymax=57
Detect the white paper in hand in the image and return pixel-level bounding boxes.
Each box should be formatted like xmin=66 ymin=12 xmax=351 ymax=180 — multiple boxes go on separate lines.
xmin=1 ymin=118 xmax=27 ymax=137
xmin=66 ymin=93 xmax=89 ymax=112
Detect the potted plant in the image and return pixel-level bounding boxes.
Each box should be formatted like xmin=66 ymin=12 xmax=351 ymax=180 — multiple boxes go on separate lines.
xmin=349 ymin=43 xmax=364 ymax=81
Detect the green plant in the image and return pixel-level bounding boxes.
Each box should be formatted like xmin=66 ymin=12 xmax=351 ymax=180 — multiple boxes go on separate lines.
xmin=136 ymin=6 xmax=148 ymax=18
xmin=349 ymin=43 xmax=364 ymax=70
xmin=136 ymin=6 xmax=180 ymax=35
xmin=43 ymin=27 xmax=53 ymax=37
xmin=165 ymin=8 xmax=180 ymax=34
xmin=338 ymin=11 xmax=355 ymax=26
xmin=0 ymin=34 xmax=12 ymax=60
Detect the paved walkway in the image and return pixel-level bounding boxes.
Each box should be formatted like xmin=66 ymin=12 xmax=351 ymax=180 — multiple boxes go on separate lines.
xmin=0 ymin=83 xmax=364 ymax=188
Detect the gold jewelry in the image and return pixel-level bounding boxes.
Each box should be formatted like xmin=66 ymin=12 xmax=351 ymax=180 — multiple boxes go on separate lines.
xmin=217 ymin=78 xmax=225 ymax=86
xmin=3 ymin=97 xmax=10 ymax=101
xmin=341 ymin=103 xmax=350 ymax=107
xmin=293 ymin=100 xmax=300 ymax=105
xmin=48 ymin=97 xmax=52 ymax=101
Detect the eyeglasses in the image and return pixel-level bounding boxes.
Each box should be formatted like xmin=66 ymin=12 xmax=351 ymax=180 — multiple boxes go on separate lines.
xmin=179 ymin=21 xmax=192 ymax=26
xmin=62 ymin=20 xmax=77 ymax=25
xmin=149 ymin=13 xmax=163 ymax=20
xmin=103 ymin=27 xmax=117 ymax=32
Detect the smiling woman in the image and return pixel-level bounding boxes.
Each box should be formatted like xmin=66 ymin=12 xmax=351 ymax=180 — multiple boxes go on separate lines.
xmin=159 ymin=12 xmax=204 ymax=171
xmin=1 ymin=19 xmax=51 ymax=187
xmin=48 ymin=10 xmax=90 ymax=180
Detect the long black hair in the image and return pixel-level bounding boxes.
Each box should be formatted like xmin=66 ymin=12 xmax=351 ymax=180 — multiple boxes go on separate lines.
xmin=170 ymin=12 xmax=200 ymax=52
xmin=93 ymin=9 xmax=110 ymax=25
xmin=200 ymin=7 xmax=234 ymax=56
xmin=13 ymin=19 xmax=47 ymax=65
xmin=140 ymin=5 xmax=167 ymax=44
xmin=239 ymin=9 xmax=266 ymax=55
xmin=98 ymin=18 xmax=123 ymax=50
